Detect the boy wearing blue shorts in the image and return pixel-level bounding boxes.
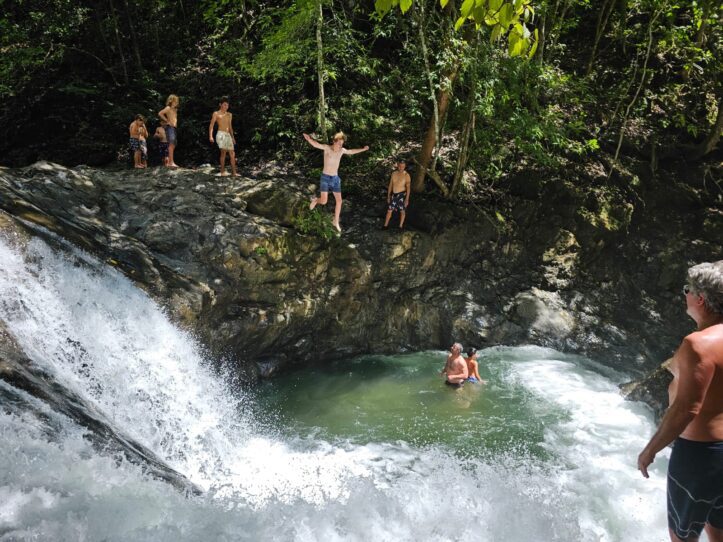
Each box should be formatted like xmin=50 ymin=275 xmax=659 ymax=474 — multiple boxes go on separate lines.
xmin=303 ymin=131 xmax=369 ymax=232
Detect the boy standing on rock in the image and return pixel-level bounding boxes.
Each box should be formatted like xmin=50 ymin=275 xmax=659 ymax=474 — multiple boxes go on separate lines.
xmin=158 ymin=94 xmax=179 ymax=168
xmin=303 ymin=131 xmax=369 ymax=232
xmin=128 ymin=114 xmax=146 ymax=169
xmin=154 ymin=121 xmax=169 ymax=166
xmin=208 ymin=97 xmax=237 ymax=177
xmin=383 ymin=159 xmax=411 ymax=229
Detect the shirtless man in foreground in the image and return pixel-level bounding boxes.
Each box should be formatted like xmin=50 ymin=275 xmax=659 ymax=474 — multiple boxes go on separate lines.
xmin=638 ymin=260 xmax=723 ymax=542
xmin=383 ymin=160 xmax=411 ymax=229
xmin=303 ymin=131 xmax=369 ymax=232
xmin=441 ymin=343 xmax=468 ymax=389
xmin=208 ymin=97 xmax=237 ymax=177
xmin=158 ymin=94 xmax=179 ymax=167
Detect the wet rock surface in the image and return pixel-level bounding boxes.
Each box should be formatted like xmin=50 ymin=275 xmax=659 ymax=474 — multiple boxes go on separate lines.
xmin=0 ymin=161 xmax=720 ymax=388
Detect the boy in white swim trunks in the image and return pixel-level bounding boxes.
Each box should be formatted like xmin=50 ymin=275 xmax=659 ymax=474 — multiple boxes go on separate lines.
xmin=208 ymin=96 xmax=237 ymax=177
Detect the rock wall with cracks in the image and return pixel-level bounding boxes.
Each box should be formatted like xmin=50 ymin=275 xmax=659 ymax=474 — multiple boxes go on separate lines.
xmin=0 ymin=161 xmax=720 ymax=382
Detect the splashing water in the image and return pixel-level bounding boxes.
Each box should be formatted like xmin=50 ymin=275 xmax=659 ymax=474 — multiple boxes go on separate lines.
xmin=0 ymin=231 xmax=675 ymax=541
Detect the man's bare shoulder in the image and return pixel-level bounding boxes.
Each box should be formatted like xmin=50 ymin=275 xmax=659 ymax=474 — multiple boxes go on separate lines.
xmin=683 ymin=327 xmax=723 ymax=363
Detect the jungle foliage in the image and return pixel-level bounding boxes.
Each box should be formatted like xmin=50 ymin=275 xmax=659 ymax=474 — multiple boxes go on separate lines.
xmin=1 ymin=0 xmax=721 ymax=199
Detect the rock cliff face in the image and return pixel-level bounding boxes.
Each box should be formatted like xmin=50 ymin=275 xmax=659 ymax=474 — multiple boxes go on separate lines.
xmin=0 ymin=161 xmax=720 ymax=382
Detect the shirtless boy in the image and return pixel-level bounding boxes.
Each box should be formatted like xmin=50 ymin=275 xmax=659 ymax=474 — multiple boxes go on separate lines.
xmin=464 ymin=348 xmax=485 ymax=384
xmin=158 ymin=94 xmax=179 ymax=167
xmin=208 ymin=97 xmax=237 ymax=177
xmin=303 ymin=131 xmax=369 ymax=232
xmin=441 ymin=343 xmax=468 ymax=388
xmin=128 ymin=115 xmax=146 ymax=169
xmin=383 ymin=160 xmax=411 ymax=229
xmin=154 ymin=121 xmax=169 ymax=166
xmin=638 ymin=260 xmax=723 ymax=542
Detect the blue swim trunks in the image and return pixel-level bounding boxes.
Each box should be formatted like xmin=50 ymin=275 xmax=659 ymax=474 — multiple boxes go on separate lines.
xmin=667 ymin=437 xmax=723 ymax=540
xmin=165 ymin=126 xmax=177 ymax=146
xmin=158 ymin=142 xmax=169 ymax=158
xmin=129 ymin=137 xmax=141 ymax=152
xmin=466 ymin=377 xmax=479 ymax=383
xmin=319 ymin=173 xmax=341 ymax=193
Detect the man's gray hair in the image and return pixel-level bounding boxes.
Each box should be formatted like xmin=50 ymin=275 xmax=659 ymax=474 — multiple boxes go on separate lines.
xmin=688 ymin=260 xmax=723 ymax=315
xmin=452 ymin=342 xmax=463 ymax=353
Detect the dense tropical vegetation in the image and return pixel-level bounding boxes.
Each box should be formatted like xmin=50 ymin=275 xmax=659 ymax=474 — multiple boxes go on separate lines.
xmin=1 ymin=0 xmax=720 ymax=200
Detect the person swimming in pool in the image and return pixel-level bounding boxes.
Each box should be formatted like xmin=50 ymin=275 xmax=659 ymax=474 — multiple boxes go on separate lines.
xmin=464 ymin=348 xmax=486 ymax=384
xmin=441 ymin=343 xmax=468 ymax=388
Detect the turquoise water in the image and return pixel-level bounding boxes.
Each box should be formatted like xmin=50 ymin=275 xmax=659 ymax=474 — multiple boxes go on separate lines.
xmin=257 ymin=351 xmax=577 ymax=460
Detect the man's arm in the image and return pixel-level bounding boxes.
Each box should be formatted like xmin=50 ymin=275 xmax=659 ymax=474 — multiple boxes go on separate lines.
xmin=303 ymin=133 xmax=326 ymax=150
xmin=638 ymin=337 xmax=715 ymax=477
xmin=208 ymin=112 xmax=217 ymax=142
xmin=387 ymin=176 xmax=394 ymax=202
xmin=159 ymin=106 xmax=170 ymax=123
xmin=345 ymin=145 xmax=369 ymax=155
xmin=229 ymin=113 xmax=235 ymax=143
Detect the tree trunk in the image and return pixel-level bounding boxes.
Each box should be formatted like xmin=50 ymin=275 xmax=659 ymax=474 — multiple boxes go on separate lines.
xmin=586 ymin=0 xmax=615 ymax=76
xmin=689 ymin=97 xmax=723 ymax=160
xmin=610 ymin=8 xmax=661 ymax=176
xmin=695 ymin=0 xmax=711 ymax=47
xmin=108 ymin=0 xmax=129 ymax=85
xmin=413 ymin=66 xmax=460 ymax=193
xmin=450 ymin=85 xmax=476 ymax=199
xmin=122 ymin=0 xmax=143 ymax=73
xmin=316 ymin=0 xmax=327 ymax=140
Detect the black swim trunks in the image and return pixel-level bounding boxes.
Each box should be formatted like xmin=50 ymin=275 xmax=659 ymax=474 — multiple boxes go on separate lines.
xmin=388 ymin=191 xmax=406 ymax=212
xmin=445 ymin=380 xmax=463 ymax=389
xmin=667 ymin=437 xmax=723 ymax=540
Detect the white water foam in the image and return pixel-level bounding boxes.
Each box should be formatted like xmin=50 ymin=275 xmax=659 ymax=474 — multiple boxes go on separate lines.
xmin=0 ymin=232 xmax=674 ymax=541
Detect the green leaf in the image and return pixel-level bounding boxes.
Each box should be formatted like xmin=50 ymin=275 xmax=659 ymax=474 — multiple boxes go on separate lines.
xmin=499 ymin=3 xmax=513 ymax=27
xmin=400 ymin=0 xmax=413 ymax=13
xmin=490 ymin=24 xmax=503 ymax=43
xmin=440 ymin=0 xmax=451 ymax=8
xmin=455 ymin=15 xmax=467 ymax=30
xmin=460 ymin=0 xmax=475 ymax=18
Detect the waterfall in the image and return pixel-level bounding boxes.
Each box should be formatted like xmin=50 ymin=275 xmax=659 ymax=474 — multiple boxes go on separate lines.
xmin=0 ymin=229 xmax=674 ymax=541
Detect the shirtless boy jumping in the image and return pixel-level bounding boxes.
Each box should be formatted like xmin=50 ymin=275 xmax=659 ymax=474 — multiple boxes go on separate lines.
xmin=158 ymin=94 xmax=179 ymax=168
xmin=208 ymin=97 xmax=237 ymax=177
xmin=303 ymin=131 xmax=369 ymax=232
xmin=383 ymin=160 xmax=411 ymax=229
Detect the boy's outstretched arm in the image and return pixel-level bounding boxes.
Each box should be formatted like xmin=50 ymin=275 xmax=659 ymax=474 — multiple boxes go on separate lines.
xmin=345 ymin=145 xmax=369 ymax=155
xmin=302 ymin=133 xmax=326 ymax=150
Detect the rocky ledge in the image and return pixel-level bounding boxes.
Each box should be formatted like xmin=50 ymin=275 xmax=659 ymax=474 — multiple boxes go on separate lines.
xmin=0 ymin=161 xmax=720 ymax=389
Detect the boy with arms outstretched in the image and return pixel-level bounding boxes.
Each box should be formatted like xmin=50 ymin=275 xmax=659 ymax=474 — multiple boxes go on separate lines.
xmin=303 ymin=131 xmax=369 ymax=232
xmin=208 ymin=97 xmax=237 ymax=177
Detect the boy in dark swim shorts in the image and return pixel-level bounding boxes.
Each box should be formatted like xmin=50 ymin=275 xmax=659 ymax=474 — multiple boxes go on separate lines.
xmin=383 ymin=160 xmax=411 ymax=229
xmin=128 ymin=114 xmax=146 ymax=168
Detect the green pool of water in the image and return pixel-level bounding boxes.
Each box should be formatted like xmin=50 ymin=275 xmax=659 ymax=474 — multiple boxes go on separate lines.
xmin=256 ymin=349 xmax=570 ymax=460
